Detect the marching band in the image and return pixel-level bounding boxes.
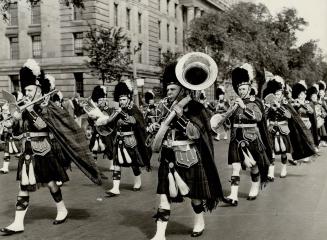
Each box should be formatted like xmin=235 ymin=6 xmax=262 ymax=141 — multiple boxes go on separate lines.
xmin=0 ymin=53 xmax=325 ymax=239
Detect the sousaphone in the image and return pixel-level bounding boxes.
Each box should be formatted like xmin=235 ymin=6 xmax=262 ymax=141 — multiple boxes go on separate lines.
xmin=175 ymin=52 xmax=218 ymax=91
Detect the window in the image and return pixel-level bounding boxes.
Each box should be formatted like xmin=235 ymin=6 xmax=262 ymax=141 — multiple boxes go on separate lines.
xmin=9 ymin=36 xmax=19 ymax=59
xmin=32 ymin=35 xmax=41 ymax=58
xmin=31 ymin=2 xmax=40 ymax=25
xmin=73 ymin=6 xmax=82 ymax=20
xmin=74 ymin=32 xmax=83 ymax=56
xmin=126 ymin=8 xmax=131 ymax=30
xmin=138 ymin=13 xmax=142 ymax=33
xmin=74 ymin=73 xmax=84 ymax=97
xmin=175 ymin=3 xmax=178 ymax=18
xmin=167 ymin=0 xmax=170 ymax=14
xmin=158 ymin=20 xmax=161 ymax=40
xmin=8 ymin=3 xmax=18 ymax=26
xmin=10 ymin=75 xmax=20 ymax=92
xmin=158 ymin=48 xmax=162 ymax=64
xmin=127 ymin=40 xmax=131 ymax=53
xmin=175 ymin=27 xmax=178 ymax=44
xmin=138 ymin=43 xmax=142 ymax=63
xmin=158 ymin=0 xmax=160 ymax=11
xmin=167 ymin=23 xmax=170 ymax=42
xmin=114 ymin=3 xmax=118 ymax=26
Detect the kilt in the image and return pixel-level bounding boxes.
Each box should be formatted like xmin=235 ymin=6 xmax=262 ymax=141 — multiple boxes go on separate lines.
xmin=268 ymin=131 xmax=292 ymax=154
xmin=157 ymin=146 xmax=211 ymax=203
xmin=113 ymin=143 xmax=145 ymax=168
xmin=17 ymin=147 xmax=69 ymax=191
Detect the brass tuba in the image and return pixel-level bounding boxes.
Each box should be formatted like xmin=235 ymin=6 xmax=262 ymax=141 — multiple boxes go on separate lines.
xmin=151 ymin=52 xmax=218 ymax=152
xmin=175 ymin=52 xmax=218 ymax=91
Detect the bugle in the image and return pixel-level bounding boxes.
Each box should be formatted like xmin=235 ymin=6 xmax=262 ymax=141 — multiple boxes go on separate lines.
xmin=210 ymin=103 xmax=238 ymax=133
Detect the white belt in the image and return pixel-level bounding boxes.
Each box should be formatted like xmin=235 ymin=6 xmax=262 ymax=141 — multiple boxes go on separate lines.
xmin=233 ymin=123 xmax=256 ymax=128
xmin=117 ymin=131 xmax=134 ymax=136
xmin=24 ymin=132 xmax=49 ymax=138
xmin=163 ymin=140 xmax=194 ymax=147
xmin=301 ymin=117 xmax=310 ymax=121
xmin=270 ymin=121 xmax=287 ymax=125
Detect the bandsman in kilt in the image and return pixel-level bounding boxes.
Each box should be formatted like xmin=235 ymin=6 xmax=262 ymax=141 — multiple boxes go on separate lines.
xmin=0 ymin=59 xmax=101 ymax=236
xmin=307 ymin=84 xmax=327 ymax=148
xmin=218 ymin=64 xmax=271 ymax=206
xmin=214 ymin=85 xmax=230 ymax=141
xmin=149 ymin=61 xmax=225 ymax=240
xmin=0 ymin=92 xmax=23 ymax=174
xmin=86 ymin=85 xmax=115 ymax=177
xmin=144 ymin=90 xmax=157 ymax=131
xmin=291 ymin=81 xmax=318 ymax=159
xmin=95 ymin=80 xmax=150 ymax=197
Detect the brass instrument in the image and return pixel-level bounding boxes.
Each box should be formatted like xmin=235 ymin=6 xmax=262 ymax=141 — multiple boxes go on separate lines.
xmin=151 ymin=52 xmax=218 ymax=152
xmin=210 ymin=102 xmax=238 ymax=134
xmin=1 ymin=89 xmax=59 ymax=117
xmin=83 ymin=98 xmax=113 ymax=136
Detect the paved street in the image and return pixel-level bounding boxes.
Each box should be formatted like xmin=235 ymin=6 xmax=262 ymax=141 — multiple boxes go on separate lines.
xmin=0 ymin=139 xmax=327 ymax=240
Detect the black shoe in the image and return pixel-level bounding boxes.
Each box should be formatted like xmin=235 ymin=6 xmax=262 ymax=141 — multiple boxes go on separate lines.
xmin=0 ymin=170 xmax=8 ymax=174
xmin=288 ymin=159 xmax=297 ymax=166
xmin=247 ymin=196 xmax=257 ymax=201
xmin=280 ymin=175 xmax=287 ymax=178
xmin=225 ymin=198 xmax=238 ymax=206
xmin=191 ymin=229 xmax=204 ymax=237
xmin=267 ymin=177 xmax=274 ymax=182
xmin=0 ymin=228 xmax=24 ymax=236
xmin=132 ymin=187 xmax=141 ymax=192
xmin=53 ymin=217 xmax=67 ymax=225
xmin=105 ymin=191 xmax=119 ymax=198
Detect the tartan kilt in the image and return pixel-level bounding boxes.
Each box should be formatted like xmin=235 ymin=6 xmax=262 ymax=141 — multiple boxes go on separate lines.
xmin=89 ymin=133 xmax=114 ymax=159
xmin=113 ymin=144 xmax=145 ymax=168
xmin=16 ymin=147 xmax=69 ymax=192
xmin=156 ymin=146 xmax=211 ymax=203
xmin=268 ymin=131 xmax=292 ymax=154
xmin=318 ymin=125 xmax=327 ymax=140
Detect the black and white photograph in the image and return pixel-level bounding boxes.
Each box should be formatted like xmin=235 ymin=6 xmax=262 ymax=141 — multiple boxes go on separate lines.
xmin=0 ymin=0 xmax=326 ymax=239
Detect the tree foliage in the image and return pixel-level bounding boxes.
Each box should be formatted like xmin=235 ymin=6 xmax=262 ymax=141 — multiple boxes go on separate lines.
xmin=0 ymin=0 xmax=84 ymax=20
xmin=84 ymin=25 xmax=132 ymax=84
xmin=187 ymin=2 xmax=326 ymax=91
xmin=158 ymin=51 xmax=182 ymax=75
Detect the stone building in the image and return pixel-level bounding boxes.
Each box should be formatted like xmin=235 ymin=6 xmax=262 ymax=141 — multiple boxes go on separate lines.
xmin=0 ymin=0 xmax=235 ymax=100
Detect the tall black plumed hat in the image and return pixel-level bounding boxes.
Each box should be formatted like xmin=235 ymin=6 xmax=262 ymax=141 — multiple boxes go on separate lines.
xmin=144 ymin=90 xmax=154 ymax=104
xmin=91 ymin=86 xmax=106 ymax=103
xmin=114 ymin=81 xmax=132 ymax=102
xmin=216 ymin=86 xmax=225 ymax=97
xmin=231 ymin=63 xmax=254 ymax=93
xmin=162 ymin=62 xmax=180 ymax=90
xmin=262 ymin=79 xmax=284 ymax=99
xmin=19 ymin=59 xmax=49 ymax=95
xmin=292 ymin=81 xmax=307 ymax=99
xmin=306 ymin=85 xmax=318 ymax=101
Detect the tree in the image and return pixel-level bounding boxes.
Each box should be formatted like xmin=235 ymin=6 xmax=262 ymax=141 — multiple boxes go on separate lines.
xmin=187 ymin=2 xmax=310 ymax=93
xmin=83 ymin=25 xmax=132 ymax=85
xmin=0 ymin=0 xmax=84 ymax=20
xmin=158 ymin=51 xmax=182 ymax=74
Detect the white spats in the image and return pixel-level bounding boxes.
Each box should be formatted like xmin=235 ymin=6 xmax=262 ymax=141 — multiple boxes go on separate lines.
xmin=248 ymin=181 xmax=260 ymax=198
xmin=55 ymin=201 xmax=68 ymax=222
xmin=133 ymin=175 xmax=142 ymax=189
xmin=228 ymin=185 xmax=239 ymax=201
xmin=268 ymin=165 xmax=275 ymax=180
xmin=193 ymin=212 xmax=205 ymax=233
xmin=5 ymin=208 xmax=28 ymax=232
xmin=109 ymin=180 xmax=121 ymax=195
xmin=0 ymin=161 xmax=9 ymax=173
xmin=151 ymin=221 xmax=167 ymax=240
xmin=280 ymin=164 xmax=287 ymax=178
